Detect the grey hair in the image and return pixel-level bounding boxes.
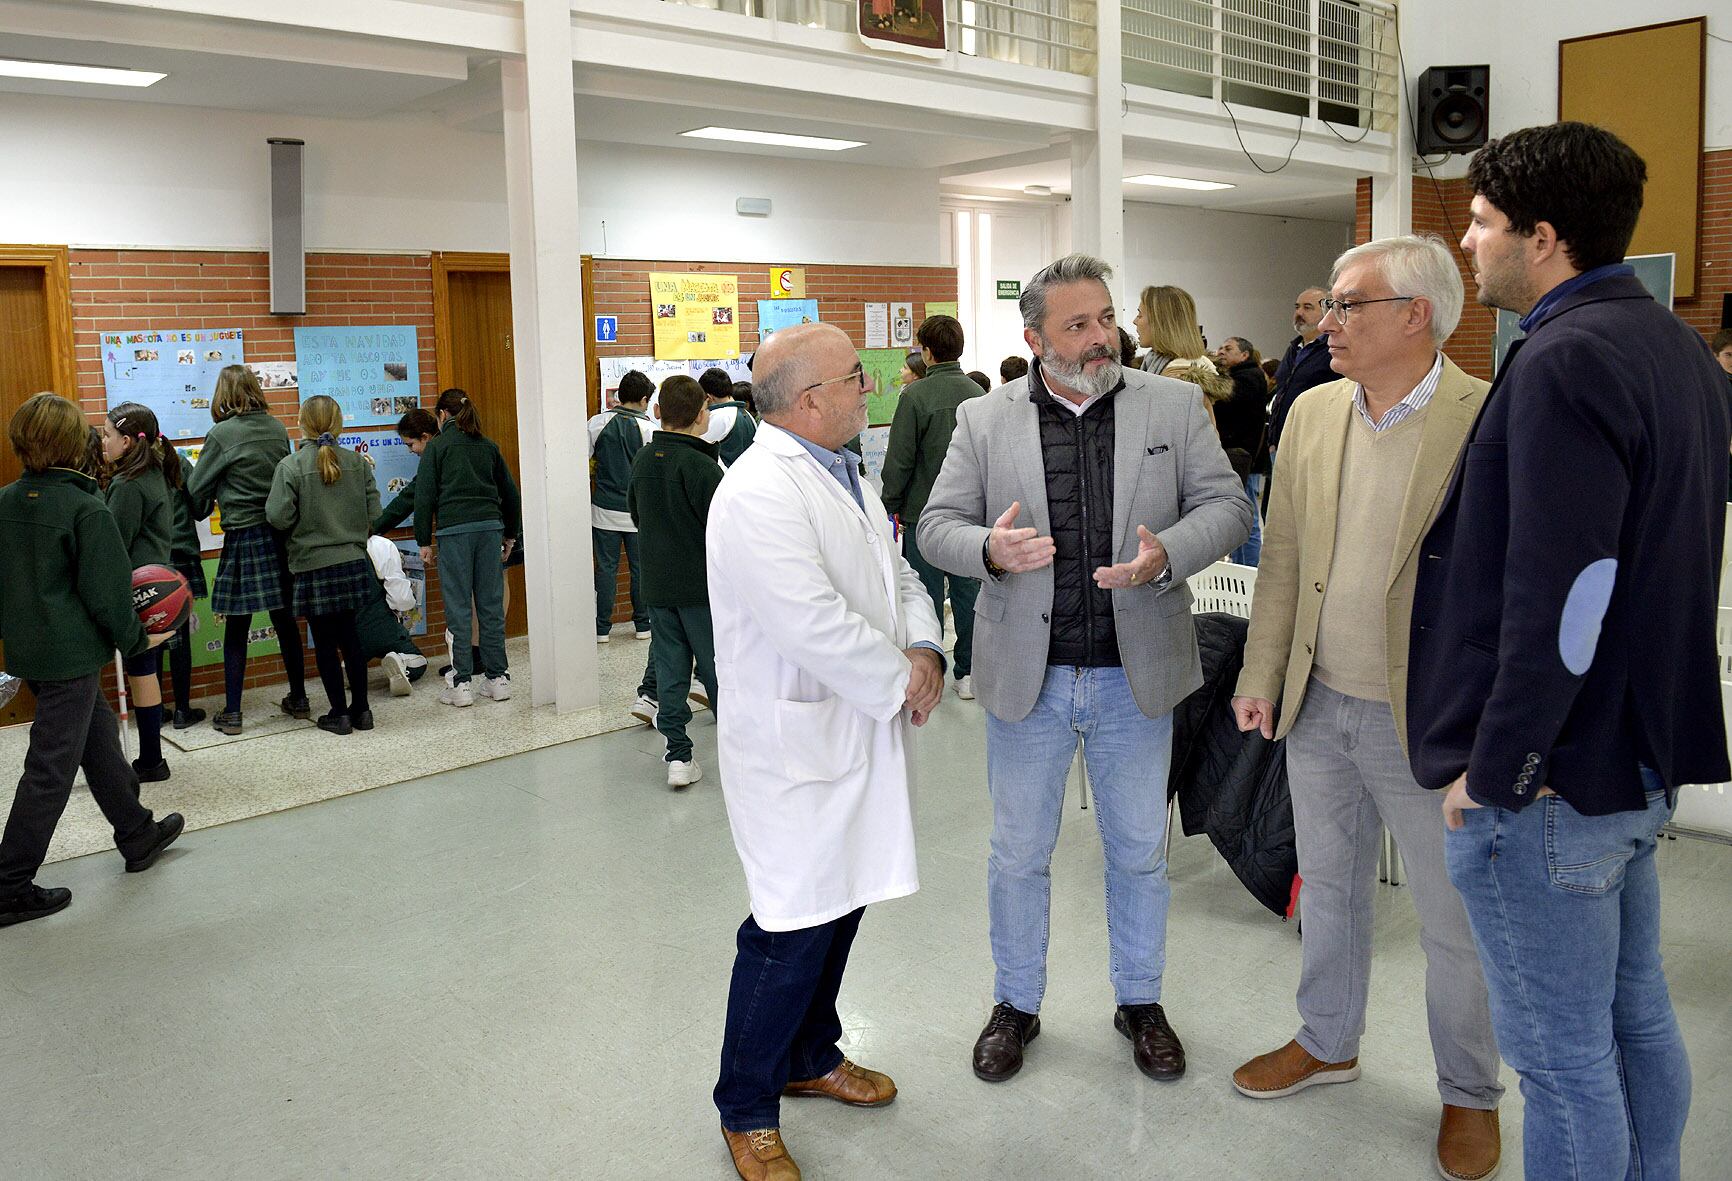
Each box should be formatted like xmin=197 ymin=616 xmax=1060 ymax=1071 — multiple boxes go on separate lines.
xmin=1330 ymin=234 xmax=1464 ymax=345
xmin=752 ymin=351 xmax=816 ymax=418
xmin=1019 ymin=253 xmax=1114 ymax=332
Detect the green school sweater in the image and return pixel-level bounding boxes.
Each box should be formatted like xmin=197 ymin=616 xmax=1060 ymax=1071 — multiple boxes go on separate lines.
xmin=592 ymin=407 xmax=652 ymax=513
xmin=105 ymin=467 xmax=174 ymax=568
xmin=413 ymin=422 xmax=523 ymax=546
xmin=186 ymin=410 xmax=291 ymax=531
xmin=169 ymin=457 xmax=203 ymax=565
xmin=709 ymin=400 xmax=757 ymax=467
xmin=879 ymin=361 xmax=985 ymax=523
xmin=626 ymin=431 xmax=723 ymax=608
xmin=265 ymin=444 xmax=382 ymax=574
xmin=0 ymin=468 xmax=149 ymax=679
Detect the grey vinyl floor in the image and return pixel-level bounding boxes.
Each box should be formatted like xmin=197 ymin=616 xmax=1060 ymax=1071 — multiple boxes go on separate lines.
xmin=2 ymin=697 xmax=1727 ymax=1180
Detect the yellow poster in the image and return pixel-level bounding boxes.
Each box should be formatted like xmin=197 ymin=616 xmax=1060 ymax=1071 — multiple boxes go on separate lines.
xmin=649 ymin=272 xmax=741 ymax=360
xmin=769 ymin=267 xmax=806 ymax=298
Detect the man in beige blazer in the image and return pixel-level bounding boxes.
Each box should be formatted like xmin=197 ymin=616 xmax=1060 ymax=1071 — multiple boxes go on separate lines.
xmin=1229 ymin=236 xmax=1503 ymax=1181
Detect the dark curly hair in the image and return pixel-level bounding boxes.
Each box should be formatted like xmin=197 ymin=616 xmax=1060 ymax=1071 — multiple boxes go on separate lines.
xmin=1466 ymin=122 xmax=1647 ymax=272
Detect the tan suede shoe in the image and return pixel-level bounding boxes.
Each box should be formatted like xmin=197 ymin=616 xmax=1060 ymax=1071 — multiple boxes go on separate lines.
xmin=722 ymin=1126 xmax=800 ymax=1181
xmin=783 ymin=1058 xmax=897 ymax=1107
xmin=1232 ymin=1039 xmax=1360 ymax=1098
xmin=1437 ymin=1105 xmax=1501 ymax=1180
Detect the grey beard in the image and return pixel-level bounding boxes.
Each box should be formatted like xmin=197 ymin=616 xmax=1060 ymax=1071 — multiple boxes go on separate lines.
xmin=1041 ymin=345 xmax=1122 ymax=399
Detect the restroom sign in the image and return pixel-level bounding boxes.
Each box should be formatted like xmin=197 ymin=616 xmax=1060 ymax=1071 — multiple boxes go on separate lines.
xmin=594 ymin=316 xmax=618 ymax=343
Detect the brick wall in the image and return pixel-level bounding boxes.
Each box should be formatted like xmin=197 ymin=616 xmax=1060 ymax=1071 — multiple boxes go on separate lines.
xmin=587 ymin=257 xmax=958 ymax=625
xmin=1354 ymin=147 xmax=1732 ymax=380
xmin=68 ymin=250 xmax=447 ymax=706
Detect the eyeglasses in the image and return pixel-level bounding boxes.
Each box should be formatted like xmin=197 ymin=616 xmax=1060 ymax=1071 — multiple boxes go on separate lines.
xmin=1319 ymin=295 xmax=1416 ymax=322
xmin=801 ymin=364 xmax=871 ymax=395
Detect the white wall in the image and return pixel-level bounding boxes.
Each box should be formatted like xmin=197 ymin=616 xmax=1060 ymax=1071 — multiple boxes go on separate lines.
xmin=1119 ymin=202 xmax=1353 ymax=361
xmin=1403 ymin=0 xmax=1732 ymax=150
xmin=0 ymin=93 xmax=943 ymax=265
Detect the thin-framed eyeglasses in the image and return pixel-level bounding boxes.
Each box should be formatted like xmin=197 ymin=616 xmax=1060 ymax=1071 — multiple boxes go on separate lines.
xmin=1320 ymin=295 xmax=1416 ymax=322
xmin=801 ymin=364 xmax=872 ymax=395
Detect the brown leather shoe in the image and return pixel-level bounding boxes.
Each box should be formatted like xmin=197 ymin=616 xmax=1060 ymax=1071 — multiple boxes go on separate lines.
xmin=722 ymin=1126 xmax=800 ymax=1181
xmin=973 ymin=1001 xmax=1040 ymax=1082
xmin=1232 ymin=1039 xmax=1360 ymax=1098
xmin=1437 ymin=1105 xmax=1501 ymax=1180
xmin=783 ymin=1057 xmax=896 ymax=1106
xmin=1115 ymin=1003 xmax=1186 ymax=1080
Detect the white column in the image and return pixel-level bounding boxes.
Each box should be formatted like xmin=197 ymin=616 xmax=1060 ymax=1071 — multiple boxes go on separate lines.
xmin=501 ymin=0 xmax=597 ymax=713
xmin=1069 ymin=0 xmax=1124 ymax=291
xmin=1369 ymin=17 xmax=1413 ymax=242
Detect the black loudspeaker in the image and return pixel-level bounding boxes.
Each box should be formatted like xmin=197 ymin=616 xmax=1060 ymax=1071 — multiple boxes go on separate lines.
xmin=1415 ymin=65 xmax=1490 ymax=155
xmin=267 ymin=137 xmax=306 ymax=316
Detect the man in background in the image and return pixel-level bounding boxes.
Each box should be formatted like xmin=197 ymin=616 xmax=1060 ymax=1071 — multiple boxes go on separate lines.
xmin=1260 ymin=287 xmax=1334 ymax=512
xmin=1213 ymin=335 xmax=1270 ymax=565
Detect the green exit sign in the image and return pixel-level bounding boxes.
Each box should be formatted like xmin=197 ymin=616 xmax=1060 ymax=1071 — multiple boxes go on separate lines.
xmin=996 ymin=280 xmax=1021 ymax=299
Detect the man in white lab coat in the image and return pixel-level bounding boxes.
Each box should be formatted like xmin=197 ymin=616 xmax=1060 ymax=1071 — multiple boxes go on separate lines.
xmin=706 ymin=322 xmax=945 ymax=1181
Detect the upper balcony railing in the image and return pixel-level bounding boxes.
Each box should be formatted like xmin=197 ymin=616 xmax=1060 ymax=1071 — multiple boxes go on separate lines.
xmin=1122 ymin=0 xmax=1398 ymax=131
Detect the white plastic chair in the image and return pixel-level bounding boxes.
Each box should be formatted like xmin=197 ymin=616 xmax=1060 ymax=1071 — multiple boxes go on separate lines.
xmin=1187 ymin=560 xmax=1258 ymax=619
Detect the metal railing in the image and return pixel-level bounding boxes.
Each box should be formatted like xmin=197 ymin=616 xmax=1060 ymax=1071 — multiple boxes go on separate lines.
xmin=658 ymin=0 xmax=1099 ymax=77
xmin=1122 ymin=0 xmax=1397 ymax=130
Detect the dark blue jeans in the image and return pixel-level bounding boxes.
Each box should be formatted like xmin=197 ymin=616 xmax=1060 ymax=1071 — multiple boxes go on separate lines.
xmin=905 ymin=526 xmax=977 ymax=678
xmin=714 ymin=907 xmax=865 ymax=1131
xmin=592 ymin=527 xmax=648 ymax=637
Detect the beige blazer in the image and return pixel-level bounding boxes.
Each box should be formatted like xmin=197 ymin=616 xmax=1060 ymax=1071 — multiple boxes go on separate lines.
xmin=1236 ymin=355 xmax=1488 ymax=755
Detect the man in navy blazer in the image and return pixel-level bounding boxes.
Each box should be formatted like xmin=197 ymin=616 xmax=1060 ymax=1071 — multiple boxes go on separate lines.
xmin=1408 ymin=122 xmax=1729 ymax=1178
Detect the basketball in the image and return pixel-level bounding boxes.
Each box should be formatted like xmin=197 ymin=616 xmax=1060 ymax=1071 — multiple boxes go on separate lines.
xmin=132 ymin=564 xmax=192 ymax=635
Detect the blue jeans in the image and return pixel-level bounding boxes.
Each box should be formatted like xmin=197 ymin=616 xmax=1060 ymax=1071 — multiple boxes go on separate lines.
xmin=1445 ymin=774 xmax=1687 ymax=1180
xmin=592 ymin=527 xmax=648 ymax=637
xmin=1230 ymin=473 xmax=1263 ymax=566
xmin=714 ymin=907 xmax=863 ymax=1131
xmin=984 ymin=666 xmax=1174 ymax=1013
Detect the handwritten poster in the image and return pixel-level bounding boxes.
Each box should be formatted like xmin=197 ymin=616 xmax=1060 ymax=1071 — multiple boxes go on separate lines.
xmin=101 ymin=327 xmax=244 ymax=440
xmin=599 ymin=356 xmax=753 ymax=410
xmin=864 ymin=303 xmax=890 ymax=349
xmin=294 ymin=325 xmax=420 ymax=428
xmin=757 ymin=299 xmax=819 ymax=341
xmin=338 ymin=428 xmax=420 ymax=504
xmin=649 ymin=272 xmax=740 ymax=360
xmin=392 ymin=540 xmax=429 ymax=636
xmin=860 ymin=348 xmax=907 ymax=425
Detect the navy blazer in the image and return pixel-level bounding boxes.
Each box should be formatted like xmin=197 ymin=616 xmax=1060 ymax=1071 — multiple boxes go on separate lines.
xmin=1408 ymin=273 xmax=1730 ymax=814
xmin=1263 ymin=334 xmax=1336 ymax=460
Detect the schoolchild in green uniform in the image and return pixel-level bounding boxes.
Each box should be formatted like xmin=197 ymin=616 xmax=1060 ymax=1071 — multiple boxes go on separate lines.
xmin=165 ymin=451 xmax=209 ymax=729
xmin=0 ymin=394 xmax=183 ymax=929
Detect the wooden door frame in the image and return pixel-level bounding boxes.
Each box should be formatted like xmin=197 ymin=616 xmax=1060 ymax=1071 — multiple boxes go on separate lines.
xmin=0 ymin=244 xmax=79 ymax=397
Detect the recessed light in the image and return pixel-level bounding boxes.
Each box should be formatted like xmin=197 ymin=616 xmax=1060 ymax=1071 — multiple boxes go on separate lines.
xmin=1125 ymin=174 xmax=1235 ymax=191
xmin=682 ymin=126 xmax=865 ymax=152
xmin=0 ymin=58 xmax=166 ymax=87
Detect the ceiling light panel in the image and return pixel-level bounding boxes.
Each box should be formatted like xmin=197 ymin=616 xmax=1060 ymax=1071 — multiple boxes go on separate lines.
xmin=682 ymin=126 xmax=865 ymax=151
xmin=1124 ymin=174 xmax=1235 ymax=191
xmin=0 ymin=58 xmax=166 ymax=87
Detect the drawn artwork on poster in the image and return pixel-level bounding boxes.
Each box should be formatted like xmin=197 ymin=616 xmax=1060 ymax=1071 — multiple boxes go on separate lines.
xmin=338 ymin=429 xmax=420 ymax=505
xmin=757 ymin=299 xmax=819 ymax=341
xmin=890 ymin=301 xmax=915 ymax=348
xmin=859 ymin=0 xmax=945 ymax=57
xmin=392 ymin=540 xmax=429 ymax=636
xmin=294 ymin=325 xmax=420 ymax=428
xmin=175 ymin=444 xmax=225 ymax=553
xmin=598 ymin=356 xmax=754 ymax=411
xmin=859 ymin=425 xmax=893 ymax=493
xmin=187 ymin=556 xmax=283 ymax=668
xmin=649 ymin=273 xmax=741 ymax=360
xmin=860 ymin=348 xmax=908 ymax=425
xmin=250 ymin=360 xmax=298 ymax=391
xmin=101 ymin=327 xmax=244 ymax=439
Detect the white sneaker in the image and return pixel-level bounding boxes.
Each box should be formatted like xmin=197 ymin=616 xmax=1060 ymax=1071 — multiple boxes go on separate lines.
xmin=666 ymin=758 xmax=703 ymax=788
xmin=630 ymin=694 xmax=658 ymax=726
xmin=439 ymin=681 xmax=474 ymax=708
xmin=381 ymin=652 xmax=412 ymax=697
xmin=956 ymin=675 xmax=975 ymax=700
xmin=596 ymin=632 xmax=611 ymax=644
xmin=636 ymin=628 xmax=652 ymax=641
xmin=477 ymin=673 xmax=511 ymax=701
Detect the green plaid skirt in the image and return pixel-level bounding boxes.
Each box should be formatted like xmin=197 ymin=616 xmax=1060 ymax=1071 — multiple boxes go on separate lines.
xmin=210 ymin=524 xmax=292 ymax=615
xmin=292 ymin=557 xmax=373 ymax=618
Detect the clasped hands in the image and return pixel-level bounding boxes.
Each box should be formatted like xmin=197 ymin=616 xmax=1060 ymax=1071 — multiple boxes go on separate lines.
xmin=987 ymin=501 xmax=1168 ymax=588
xmin=903 ymin=647 xmax=943 ymax=727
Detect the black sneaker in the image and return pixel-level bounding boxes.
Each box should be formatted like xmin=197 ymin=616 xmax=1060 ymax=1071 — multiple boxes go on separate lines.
xmin=212 ymin=710 xmax=243 ymax=736
xmin=132 ymin=758 xmax=171 ymax=784
xmin=172 ymin=707 xmax=206 ymax=729
xmin=124 ymin=813 xmax=184 ymax=873
xmin=972 ymin=1001 xmax=1041 ymax=1082
xmin=349 ymin=709 xmax=374 ymax=732
xmin=0 ymin=884 xmax=72 ymax=928
xmin=281 ymin=694 xmax=312 ymax=720
xmin=316 ymin=712 xmax=352 ymax=736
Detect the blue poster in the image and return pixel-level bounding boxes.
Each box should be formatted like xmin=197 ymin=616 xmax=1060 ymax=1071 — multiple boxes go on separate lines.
xmin=101 ymin=327 xmax=244 ymax=440
xmin=757 ymin=299 xmax=819 ymax=341
xmin=338 ymin=428 xmax=420 ymax=504
xmin=294 ymin=325 xmax=420 ymax=428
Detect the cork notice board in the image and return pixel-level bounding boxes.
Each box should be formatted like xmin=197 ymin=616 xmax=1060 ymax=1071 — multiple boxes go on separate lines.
xmin=1559 ymin=18 xmax=1704 ymax=297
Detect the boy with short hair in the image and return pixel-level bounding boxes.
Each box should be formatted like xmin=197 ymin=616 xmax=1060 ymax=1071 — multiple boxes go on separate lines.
xmin=628 ymin=375 xmax=723 ymax=789
xmin=698 ymin=366 xmax=756 ymax=467
xmin=589 ymin=371 xmax=656 ymax=642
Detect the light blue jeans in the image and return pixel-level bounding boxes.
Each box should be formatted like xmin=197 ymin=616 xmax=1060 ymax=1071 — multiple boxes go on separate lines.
xmin=1445 ymin=773 xmax=1688 ymax=1180
xmin=984 ymin=665 xmax=1174 ymax=1013
xmin=1230 ymin=472 xmax=1263 ymax=566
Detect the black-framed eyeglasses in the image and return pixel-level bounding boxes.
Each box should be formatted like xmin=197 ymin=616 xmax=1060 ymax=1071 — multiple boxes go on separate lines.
xmin=801 ymin=364 xmax=870 ymax=395
xmin=1320 ymin=295 xmax=1416 ymax=322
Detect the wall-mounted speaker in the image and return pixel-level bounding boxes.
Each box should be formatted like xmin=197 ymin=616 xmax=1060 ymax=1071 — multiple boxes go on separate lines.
xmin=1415 ymin=66 xmax=1490 ymax=156
xmin=267 ymin=137 xmax=306 ymax=315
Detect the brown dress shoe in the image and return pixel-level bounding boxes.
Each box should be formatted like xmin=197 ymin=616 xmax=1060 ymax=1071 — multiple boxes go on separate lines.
xmin=1115 ymin=1003 xmax=1186 ymax=1080
xmin=1232 ymin=1039 xmax=1360 ymax=1099
xmin=1437 ymin=1105 xmax=1501 ymax=1180
xmin=783 ymin=1058 xmax=897 ymax=1106
xmin=973 ymin=1001 xmax=1040 ymax=1082
xmin=722 ymin=1126 xmax=800 ymax=1181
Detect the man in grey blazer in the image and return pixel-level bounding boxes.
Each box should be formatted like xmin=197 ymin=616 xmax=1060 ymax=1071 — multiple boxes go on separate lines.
xmin=921 ymin=253 xmax=1251 ymax=1085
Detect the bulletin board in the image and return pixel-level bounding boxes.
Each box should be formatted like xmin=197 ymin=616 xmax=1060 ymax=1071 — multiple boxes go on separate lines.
xmin=1559 ymin=18 xmax=1704 ymax=297
xmin=100 ymin=327 xmax=244 ymax=440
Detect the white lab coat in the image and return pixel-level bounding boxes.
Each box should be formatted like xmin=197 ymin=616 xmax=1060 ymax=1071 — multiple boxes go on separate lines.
xmin=706 ymin=421 xmax=943 ymax=931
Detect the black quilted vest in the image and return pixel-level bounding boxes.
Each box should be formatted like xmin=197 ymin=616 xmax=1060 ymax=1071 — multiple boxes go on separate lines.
xmin=1031 ymin=362 xmax=1121 ymax=668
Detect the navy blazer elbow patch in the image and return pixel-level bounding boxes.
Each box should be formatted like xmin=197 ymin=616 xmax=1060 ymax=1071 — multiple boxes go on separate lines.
xmin=1558 ymin=558 xmax=1617 ymax=676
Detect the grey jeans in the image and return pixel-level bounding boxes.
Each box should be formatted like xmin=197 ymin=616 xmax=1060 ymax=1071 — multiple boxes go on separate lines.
xmin=1284 ymin=677 xmax=1504 ymax=1109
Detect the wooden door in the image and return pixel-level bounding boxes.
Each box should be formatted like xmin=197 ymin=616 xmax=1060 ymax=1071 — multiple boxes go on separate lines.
xmin=437 ymin=260 xmax=527 ymax=636
xmin=0 ymin=247 xmax=78 ymax=726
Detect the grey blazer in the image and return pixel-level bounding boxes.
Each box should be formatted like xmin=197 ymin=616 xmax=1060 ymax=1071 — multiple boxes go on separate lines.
xmin=919 ymin=369 xmax=1252 ymax=723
